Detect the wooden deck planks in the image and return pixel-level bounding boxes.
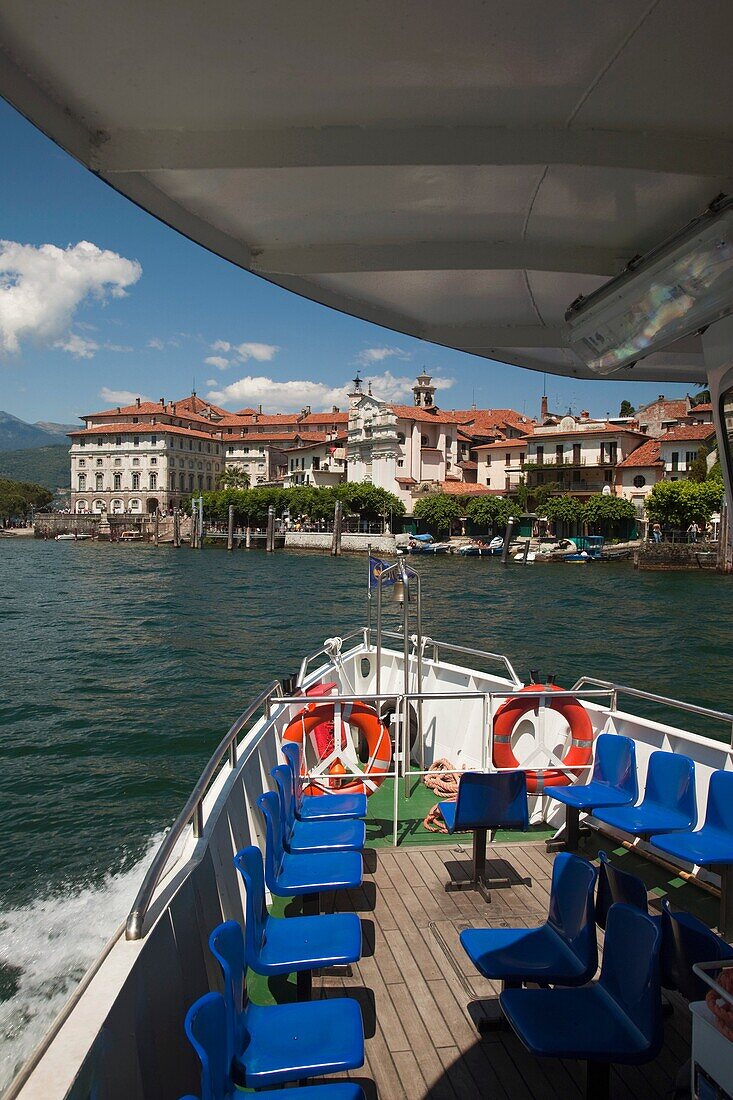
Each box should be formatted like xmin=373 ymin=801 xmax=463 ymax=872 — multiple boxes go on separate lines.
xmin=312 ymin=842 xmax=692 ymax=1100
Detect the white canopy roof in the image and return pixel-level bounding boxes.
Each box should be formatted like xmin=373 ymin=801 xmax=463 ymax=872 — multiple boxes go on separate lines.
xmin=2 ymin=0 xmax=732 ymax=383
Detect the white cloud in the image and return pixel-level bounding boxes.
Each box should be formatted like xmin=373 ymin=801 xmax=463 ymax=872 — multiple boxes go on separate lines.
xmin=207 ymin=370 xmax=455 ymax=412
xmin=204 ymin=355 xmax=230 ymax=370
xmin=235 ymin=342 xmax=279 ymax=362
xmin=99 ymin=387 xmax=150 ymax=405
xmin=54 ymin=332 xmax=99 ymax=359
xmin=105 ymin=343 xmax=133 ymax=353
xmin=206 ymin=378 xmax=218 ymax=387
xmin=147 ymin=337 xmax=165 ymax=350
xmin=355 ymin=346 xmax=412 ymax=365
xmin=209 ymin=339 xmax=279 ymax=363
xmin=0 ymin=240 xmax=141 ymax=356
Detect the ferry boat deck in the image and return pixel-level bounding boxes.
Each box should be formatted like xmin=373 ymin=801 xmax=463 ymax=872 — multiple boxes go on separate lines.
xmin=311 ymin=835 xmax=702 ymax=1100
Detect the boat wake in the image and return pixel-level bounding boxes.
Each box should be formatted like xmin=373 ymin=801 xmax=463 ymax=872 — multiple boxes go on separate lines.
xmin=0 ymin=834 xmax=163 ymax=1094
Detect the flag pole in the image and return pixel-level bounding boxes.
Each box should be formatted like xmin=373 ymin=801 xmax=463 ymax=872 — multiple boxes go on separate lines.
xmin=366 ymin=542 xmax=372 ymax=642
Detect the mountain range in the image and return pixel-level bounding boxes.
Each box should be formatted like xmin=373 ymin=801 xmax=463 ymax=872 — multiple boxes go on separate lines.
xmin=0 ymin=410 xmax=77 ymax=452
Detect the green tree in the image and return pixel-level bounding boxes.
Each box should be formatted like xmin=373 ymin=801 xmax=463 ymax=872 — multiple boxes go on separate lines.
xmin=412 ymin=493 xmax=462 ymax=534
xmin=688 ymin=445 xmax=709 ymax=483
xmin=467 ymin=495 xmax=521 ymax=533
xmin=619 ymin=400 xmax=635 ymax=417
xmin=583 ymin=493 xmax=636 ymax=535
xmin=542 ymin=495 xmax=585 ymax=531
xmin=0 ymin=476 xmax=53 ymax=520
xmin=336 ymin=483 xmax=405 ymax=521
xmin=645 ymin=478 xmax=724 ymax=529
xmin=218 ymin=464 xmax=250 ymax=489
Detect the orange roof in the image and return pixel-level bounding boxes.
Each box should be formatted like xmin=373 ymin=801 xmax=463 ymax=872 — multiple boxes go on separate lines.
xmin=476 ymin=437 xmax=530 ymax=450
xmin=69 ymin=422 xmax=221 ymax=442
xmin=84 ymin=401 xmax=217 ymax=429
xmin=439 ymin=481 xmax=493 ymax=495
xmin=388 ymin=404 xmax=458 ymax=424
xmin=175 ymin=394 xmax=229 ymax=419
xmin=301 ymin=412 xmax=348 ymax=425
xmin=657 ymin=424 xmax=716 ymax=442
xmin=283 ymin=433 xmax=347 ymax=452
xmin=616 ymin=439 xmax=663 ymax=468
xmin=453 ymin=409 xmax=535 ymax=436
xmin=395 ymin=477 xmax=417 ymax=486
xmin=529 ymin=423 xmax=647 ymax=440
xmin=689 ymin=402 xmax=712 ymax=414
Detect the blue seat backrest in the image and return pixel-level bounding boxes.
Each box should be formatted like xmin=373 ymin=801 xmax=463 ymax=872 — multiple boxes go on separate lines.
xmin=208 ymin=921 xmax=247 ymax=1065
xmin=596 ymin=851 xmax=649 ymax=931
xmin=233 ymin=846 xmax=267 ymax=963
xmin=257 ymin=790 xmax=285 ymax=880
xmin=593 ymin=734 xmax=637 ymax=798
xmin=644 ymin=751 xmax=696 ymax=820
xmin=547 ymin=852 xmax=598 ymax=965
xmin=282 ymin=742 xmax=303 ymax=810
xmin=272 ymin=764 xmax=297 ymax=842
xmin=185 ymin=990 xmax=232 ymax=1100
xmin=661 ymin=897 xmax=733 ymax=1001
xmin=600 ymin=903 xmax=662 ymax=1053
xmin=454 ymin=771 xmax=529 ymax=831
xmin=705 ymin=770 xmax=733 ymax=834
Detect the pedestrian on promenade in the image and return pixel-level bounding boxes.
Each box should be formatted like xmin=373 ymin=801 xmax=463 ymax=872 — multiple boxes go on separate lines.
xmin=687 ymin=521 xmax=700 ymax=543
xmin=652 ymin=522 xmax=662 ymax=543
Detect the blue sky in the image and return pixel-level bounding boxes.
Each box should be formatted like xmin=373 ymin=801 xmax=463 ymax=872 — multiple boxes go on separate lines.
xmin=0 ymin=97 xmax=695 ymax=426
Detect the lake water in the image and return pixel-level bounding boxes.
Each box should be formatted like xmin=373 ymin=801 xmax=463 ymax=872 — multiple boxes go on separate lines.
xmin=1 ymin=540 xmax=732 ymax=1085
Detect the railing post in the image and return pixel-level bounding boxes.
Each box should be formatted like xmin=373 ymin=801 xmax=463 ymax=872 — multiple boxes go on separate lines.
xmin=227 ymin=505 xmax=234 ymax=551
xmin=192 ymin=801 xmax=204 ymax=839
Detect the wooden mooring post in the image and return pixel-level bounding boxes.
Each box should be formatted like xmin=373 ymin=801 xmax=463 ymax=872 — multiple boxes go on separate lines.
xmin=153 ymin=511 xmax=159 ymax=546
xmin=331 ymin=500 xmax=343 ymax=556
xmin=266 ymin=505 xmax=275 ymax=552
xmin=173 ymin=508 xmax=181 ymax=548
xmin=227 ymin=505 xmax=235 ymax=551
xmin=246 ymin=526 xmax=251 ymax=549
xmin=500 ymin=516 xmax=516 ymax=565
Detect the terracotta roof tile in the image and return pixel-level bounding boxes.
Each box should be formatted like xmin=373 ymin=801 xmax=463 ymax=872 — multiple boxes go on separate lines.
xmin=657 ymin=424 xmax=717 ymax=442
xmin=69 ymin=422 xmax=221 ymax=442
xmin=439 ymin=481 xmax=493 ymax=495
xmin=616 ymin=439 xmax=663 ymax=468
xmin=388 ymin=404 xmax=458 ymax=424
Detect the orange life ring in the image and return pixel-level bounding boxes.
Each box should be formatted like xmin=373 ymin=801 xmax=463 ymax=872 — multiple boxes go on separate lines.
xmin=492 ymin=684 xmax=593 ymax=794
xmin=282 ymin=699 xmax=391 ymax=797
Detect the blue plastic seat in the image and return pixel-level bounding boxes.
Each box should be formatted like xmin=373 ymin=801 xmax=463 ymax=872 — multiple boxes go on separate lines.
xmin=650 ymin=771 xmax=733 ymax=937
xmin=234 ymin=844 xmax=362 ymax=999
xmin=282 ymin=742 xmax=367 ymax=821
xmin=546 ymin=735 xmax=637 ymax=850
xmin=258 ymin=790 xmax=363 ymax=910
xmin=440 ymin=771 xmax=528 ymax=898
xmin=272 ymin=765 xmax=366 ymax=853
xmin=594 ymin=750 xmax=696 ymax=839
xmin=209 ymin=920 xmax=364 ymax=1088
xmin=596 ymin=850 xmax=655 ymax=931
xmin=461 ymin=851 xmax=598 ymax=987
xmin=184 ymin=990 xmax=365 ymax=1100
xmin=500 ymin=903 xmax=663 ymax=1100
xmin=660 ymin=896 xmax=733 ymax=1001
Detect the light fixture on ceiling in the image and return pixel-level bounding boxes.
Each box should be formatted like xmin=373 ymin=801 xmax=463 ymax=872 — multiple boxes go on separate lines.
xmin=564 ymin=197 xmax=733 ymax=376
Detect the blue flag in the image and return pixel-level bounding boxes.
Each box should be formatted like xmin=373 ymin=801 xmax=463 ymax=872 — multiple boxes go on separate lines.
xmin=369 ymin=556 xmax=397 ymax=588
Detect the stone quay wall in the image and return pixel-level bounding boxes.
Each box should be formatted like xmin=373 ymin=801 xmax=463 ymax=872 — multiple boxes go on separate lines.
xmin=635 ymin=540 xmax=719 ymax=570
xmin=285 ymin=531 xmax=396 ymax=554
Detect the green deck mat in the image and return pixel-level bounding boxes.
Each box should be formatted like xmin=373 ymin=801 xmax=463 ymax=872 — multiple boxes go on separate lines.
xmin=365 ymin=777 xmax=555 ymax=847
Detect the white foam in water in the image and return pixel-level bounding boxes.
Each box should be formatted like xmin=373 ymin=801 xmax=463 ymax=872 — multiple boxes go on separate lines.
xmin=0 ymin=834 xmax=165 ymax=1093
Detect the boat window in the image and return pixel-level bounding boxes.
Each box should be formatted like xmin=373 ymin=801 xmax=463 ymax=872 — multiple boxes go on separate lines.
xmin=720 ymin=385 xmax=733 ymax=490
xmin=360 ymin=657 xmax=371 ymax=678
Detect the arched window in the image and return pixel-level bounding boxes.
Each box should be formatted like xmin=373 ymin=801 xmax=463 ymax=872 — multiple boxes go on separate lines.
xmin=129 ymin=499 xmax=141 ymax=512
xmin=111 ymin=499 xmax=124 ymax=514
xmin=149 ymin=472 xmax=157 ymax=490
xmin=95 ymin=473 xmax=103 ymax=490
xmin=179 ymin=472 xmax=185 ymax=490
xmin=188 ymin=474 xmax=194 ymax=491
xmin=206 ymin=476 xmax=212 ymax=489
xmin=169 ymin=475 xmax=176 ymax=491
xmin=397 ymin=433 xmax=405 ymax=444
xmin=113 ymin=473 xmax=121 ymax=490
xmin=197 ymin=475 xmax=204 ymax=489
xmin=75 ymin=500 xmax=88 ymax=514
xmin=78 ymin=473 xmax=86 ymax=491
xmin=132 ymin=472 xmax=140 ymax=490
xmin=92 ymin=499 xmax=106 ymax=513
